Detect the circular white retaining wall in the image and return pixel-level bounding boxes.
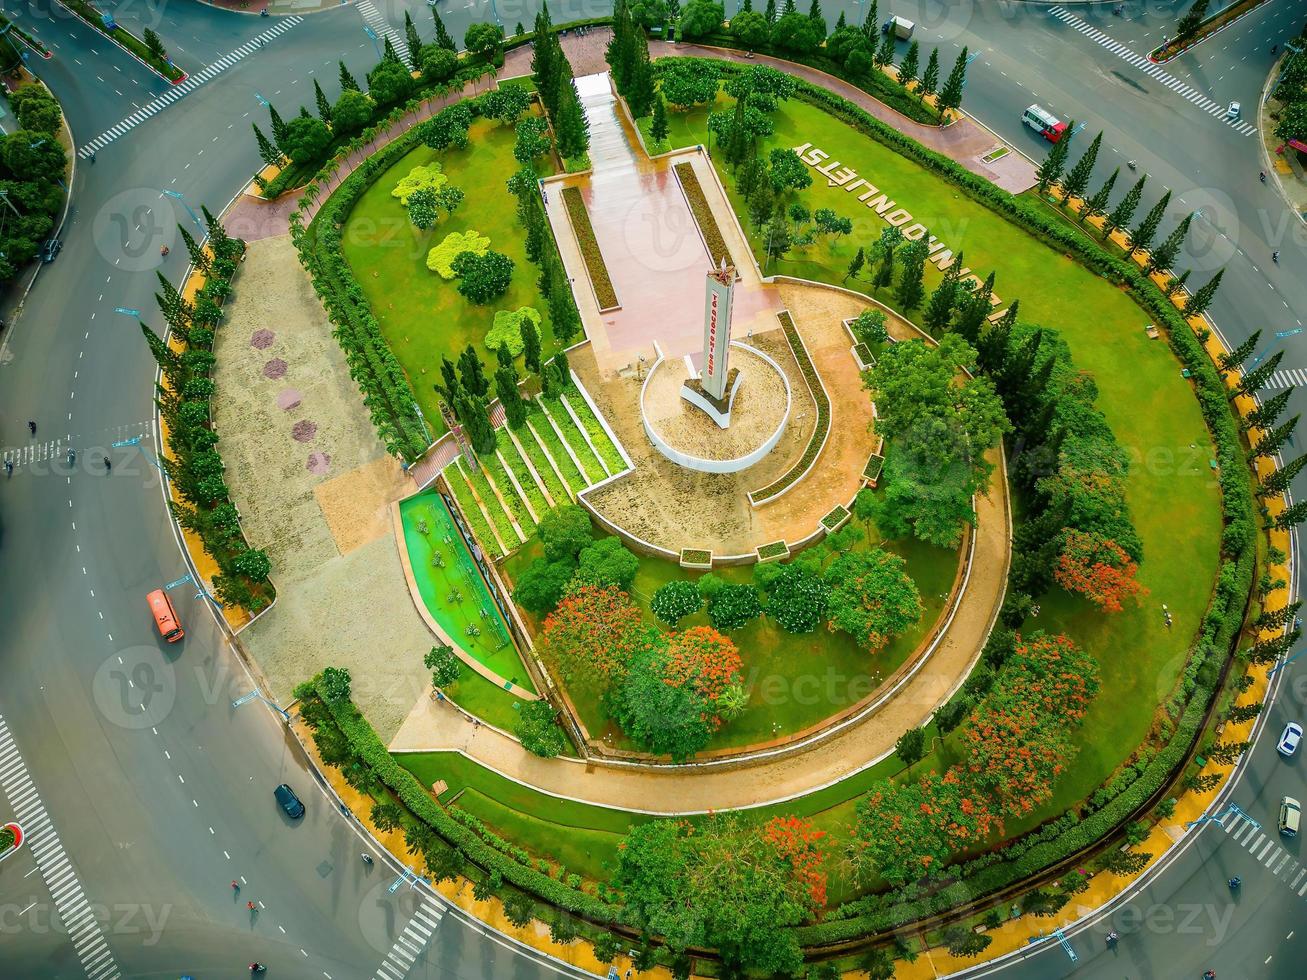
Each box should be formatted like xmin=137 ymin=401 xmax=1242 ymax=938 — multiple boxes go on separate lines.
xmin=640 ymin=341 xmax=791 ymax=474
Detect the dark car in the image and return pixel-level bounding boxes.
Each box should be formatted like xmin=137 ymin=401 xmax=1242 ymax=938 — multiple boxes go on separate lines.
xmin=40 ymin=239 xmax=62 ymax=263
xmin=274 ymin=783 xmax=305 ymax=819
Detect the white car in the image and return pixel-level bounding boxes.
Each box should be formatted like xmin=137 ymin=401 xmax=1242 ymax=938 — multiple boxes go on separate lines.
xmin=1225 ymin=101 xmax=1241 ymax=119
xmin=1278 ymin=722 xmax=1303 ymax=757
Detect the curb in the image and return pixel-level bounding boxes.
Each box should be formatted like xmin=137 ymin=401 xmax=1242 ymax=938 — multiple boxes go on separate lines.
xmin=1256 ymin=53 xmax=1307 ymax=227
xmin=50 ymin=0 xmax=187 ymax=85
xmin=1149 ymin=0 xmax=1275 ymax=65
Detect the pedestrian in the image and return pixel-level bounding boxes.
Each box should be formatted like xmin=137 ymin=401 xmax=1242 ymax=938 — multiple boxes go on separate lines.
xmin=247 ymin=901 xmax=256 ymax=911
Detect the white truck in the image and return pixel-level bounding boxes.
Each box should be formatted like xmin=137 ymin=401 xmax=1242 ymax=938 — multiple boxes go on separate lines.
xmin=882 ymin=15 xmax=915 ymax=40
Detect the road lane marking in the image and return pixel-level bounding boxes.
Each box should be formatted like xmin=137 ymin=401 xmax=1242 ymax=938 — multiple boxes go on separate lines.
xmin=372 ymin=901 xmax=443 ymax=979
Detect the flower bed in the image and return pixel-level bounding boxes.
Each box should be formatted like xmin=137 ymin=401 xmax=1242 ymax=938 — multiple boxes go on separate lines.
xmin=862 ymin=453 xmax=885 ymax=487
xmin=673 ymin=161 xmax=733 ymax=269
xmin=560 ymin=186 xmax=618 ymax=310
xmin=562 ymin=391 xmax=626 ymax=474
xmin=747 ymin=312 xmax=831 ymax=505
xmin=443 ymin=466 xmax=504 ymax=559
xmin=526 ymin=410 xmax=587 ymax=492
xmin=756 ymin=540 xmax=789 ymax=563
xmin=679 ymin=548 xmax=713 ymax=569
xmin=851 ymin=342 xmax=875 ymax=370
xmin=820 ymin=505 xmax=851 ymax=533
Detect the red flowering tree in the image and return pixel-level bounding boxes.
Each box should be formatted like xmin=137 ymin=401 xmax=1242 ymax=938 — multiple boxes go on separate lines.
xmin=762 ymin=815 xmax=828 ymax=908
xmin=665 ymin=626 xmax=745 ymax=727
xmin=1054 ymin=528 xmax=1147 ymax=612
xmin=961 ymin=632 xmax=1100 ymax=821
xmin=540 ymin=583 xmax=644 ymax=682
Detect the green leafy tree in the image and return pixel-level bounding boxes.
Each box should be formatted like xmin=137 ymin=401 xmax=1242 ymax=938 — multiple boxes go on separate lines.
xmin=515 ymin=699 xmax=568 ymax=757
xmin=919 ymin=46 xmax=940 ymax=101
xmin=825 ymin=549 xmax=923 ymax=651
xmin=730 ymin=10 xmax=770 ymax=48
xmin=406 ymin=187 xmax=439 ymax=229
xmin=893 ymin=237 xmax=928 ymax=310
xmin=895 ymin=725 xmax=926 ymax=765
xmin=537 ymin=504 xmax=593 ymax=563
xmin=421 ymin=46 xmax=458 ymax=83
xmin=576 ymin=537 xmax=640 ymax=591
xmin=679 ymin=0 xmax=724 ymax=39
xmin=464 ymin=22 xmax=505 ymax=62
xmin=367 ymin=59 xmax=414 ymax=106
xmin=771 ymin=10 xmax=825 ymax=56
xmin=651 ymin=580 xmax=703 ymax=626
xmin=452 ymin=249 xmax=514 ymax=304
xmin=331 ymin=89 xmax=373 ymax=136
xmin=279 ymin=114 xmax=331 ymax=164
xmin=650 ymin=94 xmax=669 ymax=144
xmin=1175 ymin=0 xmax=1210 ymax=40
xmin=767 ymin=146 xmax=812 ymax=192
xmin=424 ymin=644 xmax=460 ymax=688
xmin=320 ymin=666 xmax=352 ymax=703
xmin=143 ymin=28 xmax=167 ymax=63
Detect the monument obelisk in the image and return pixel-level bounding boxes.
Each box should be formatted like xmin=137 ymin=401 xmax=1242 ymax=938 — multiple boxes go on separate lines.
xmin=681 ymin=259 xmax=742 ymax=429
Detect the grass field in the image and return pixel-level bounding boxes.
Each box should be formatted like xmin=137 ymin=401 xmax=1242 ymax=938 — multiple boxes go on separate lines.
xmin=665 ymin=90 xmax=1223 ymax=803
xmin=503 ymin=512 xmax=959 ymax=752
xmin=339 ymin=115 xmax=558 ymax=436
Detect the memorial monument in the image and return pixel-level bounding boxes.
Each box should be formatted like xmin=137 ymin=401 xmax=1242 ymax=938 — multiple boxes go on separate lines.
xmin=680 ymin=260 xmax=744 ymax=429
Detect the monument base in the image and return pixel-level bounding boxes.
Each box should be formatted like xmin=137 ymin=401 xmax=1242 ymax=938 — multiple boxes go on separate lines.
xmin=681 ymin=367 xmax=741 ymax=429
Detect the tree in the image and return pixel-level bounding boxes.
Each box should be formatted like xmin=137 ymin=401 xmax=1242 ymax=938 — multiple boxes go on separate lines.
xmin=143 ymin=28 xmax=167 ymax=63
xmin=630 ymin=0 xmax=671 ymax=30
xmin=252 ymin=123 xmax=281 ymax=167
xmin=763 ymin=563 xmax=828 ymax=633
xmin=1126 ymin=189 xmax=1172 ymax=257
xmin=845 ymin=246 xmax=866 ymax=282
xmin=1035 ymin=127 xmax=1072 ymax=194
xmin=331 ymin=89 xmax=373 ymax=136
xmin=313 ymin=78 xmax=333 ymax=125
xmin=278 ymin=114 xmax=331 ymax=164
xmin=943 ymin=926 xmax=992 ymax=958
xmin=825 ymin=549 xmax=923 ymax=651
xmin=1146 ymin=212 xmax=1193 ymax=274
xmin=919 ymin=47 xmax=940 ymax=101
xmin=1257 ymin=452 xmax=1306 ymax=497
xmin=515 ymin=699 xmax=568 ymax=757
xmin=611 ymin=642 xmax=716 ymax=759
xmin=338 ymin=61 xmax=360 ymax=92
xmin=1103 ymin=848 xmax=1150 ymax=876
xmin=1082 ymin=167 xmax=1119 ymax=224
xmin=937 ymin=47 xmax=968 ymax=113
xmin=424 ymin=644 xmax=460 ymax=688
xmin=1182 ymin=268 xmax=1223 ymax=318
xmin=267 ymin=103 xmax=289 ymax=147
xmin=521 ymin=317 xmax=542 ymax=375
xmin=456 ymin=391 xmax=496 ymax=453
xmin=513 ymin=557 xmax=576 ymax=614
xmin=665 ymin=626 xmax=744 ymax=719
xmin=1103 ymin=174 xmax=1146 ymax=238
xmin=422 ymin=46 xmax=458 ymax=83
xmin=576 ymin=537 xmax=640 ymax=591
xmin=452 ymin=249 xmax=514 ymax=304
xmin=1060 ymin=130 xmax=1101 ymax=204
xmin=955 ymin=270 xmax=995 ymax=346
xmin=457 ymin=343 xmax=490 ymax=399
xmin=537 ymin=504 xmax=594 ymax=563
xmin=893 ymin=237 xmax=928 ymax=310
xmin=772 ymin=10 xmax=825 ymax=56
xmin=895 ymin=725 xmax=926 ymax=765
xmin=370 ymin=800 xmax=404 ymax=832
xmin=705 ymin=582 xmax=762 ymax=631
xmin=1274 ymin=101 xmax=1307 ymax=143
xmin=813 ymin=208 xmax=852 ymax=240
xmin=1054 ymin=529 xmax=1146 ymax=612
xmin=1253 ymin=416 xmax=1300 ymax=459
xmin=431 ymin=8 xmax=457 ymax=51
xmin=1235 ymin=350 xmax=1283 ymax=399
xmin=611 ymin=815 xmax=825 ymax=974
xmin=320 ymin=666 xmax=352 ymax=703
xmin=872 ymin=28 xmax=895 ymax=69
xmin=406 ymin=187 xmax=439 ymax=229
xmin=923 ymin=249 xmax=965 ymax=336
xmin=897 ymin=40 xmax=920 ymax=90
xmin=9 ymin=88 xmax=62 ymax=134
xmin=651 ymin=579 xmax=702 ymax=627
xmin=650 ymin=94 xmax=669 ymax=144
xmin=659 ymin=60 xmax=721 ymax=109
xmin=679 ymin=0 xmax=724 ymax=39
xmin=871 ymin=225 xmax=903 ymax=290
xmin=553 ymin=78 xmax=591 ymax=160
xmin=464 ymin=22 xmax=505 ymax=62
xmin=367 ymin=59 xmax=414 ymax=106
xmin=730 ymin=10 xmax=770 ymax=49
xmin=496 ymin=359 xmax=528 ymax=428
xmin=404 ymin=10 xmax=424 ymax=62
xmin=1175 ymin=0 xmax=1210 ymax=40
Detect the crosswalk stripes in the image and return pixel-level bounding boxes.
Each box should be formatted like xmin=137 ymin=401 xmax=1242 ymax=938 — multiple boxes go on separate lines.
xmin=1219 ymin=810 xmax=1307 ymax=898
xmin=78 ymin=16 xmax=304 ymax=159
xmin=356 ymin=0 xmax=412 ymax=68
xmin=372 ymin=900 xmax=443 ymax=979
xmin=0 ymin=715 xmax=122 ymax=980
xmin=1048 ymin=7 xmax=1258 ymax=136
xmin=1266 ymin=368 xmax=1307 ymax=389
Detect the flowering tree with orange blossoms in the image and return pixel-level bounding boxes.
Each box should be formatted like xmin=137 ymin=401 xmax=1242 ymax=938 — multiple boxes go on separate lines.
xmin=665 ymin=626 xmax=745 ymax=726
xmin=539 ymin=583 xmax=647 ymax=682
xmin=962 ymin=632 xmax=1100 ymax=821
xmin=611 ymin=814 xmax=827 ymax=974
xmin=1054 ymin=528 xmax=1147 ymax=612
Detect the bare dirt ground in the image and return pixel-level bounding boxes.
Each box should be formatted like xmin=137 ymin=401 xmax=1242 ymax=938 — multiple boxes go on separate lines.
xmin=213 ymin=235 xmax=432 ymax=739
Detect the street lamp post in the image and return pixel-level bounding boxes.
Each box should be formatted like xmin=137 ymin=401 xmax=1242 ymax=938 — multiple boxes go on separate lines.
xmin=162 ymin=188 xmax=204 ymax=230
xmin=363 ymin=25 xmax=381 ymax=59
xmin=232 ymin=690 xmax=291 ymax=723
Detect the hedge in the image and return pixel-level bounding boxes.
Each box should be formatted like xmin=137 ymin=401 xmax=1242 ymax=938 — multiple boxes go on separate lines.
xmin=673 ymin=161 xmax=733 ymax=268
xmin=560 ymin=186 xmax=619 ymax=310
xmin=748 ymin=312 xmax=830 ymax=504
xmin=307 ymin=678 xmax=623 ymax=924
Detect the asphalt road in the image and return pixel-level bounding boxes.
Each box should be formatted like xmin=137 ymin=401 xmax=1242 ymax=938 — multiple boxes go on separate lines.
xmin=1 ymin=1 xmax=1305 ymax=978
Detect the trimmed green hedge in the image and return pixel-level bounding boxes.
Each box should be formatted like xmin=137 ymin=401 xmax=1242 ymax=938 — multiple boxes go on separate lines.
xmin=308 ymin=678 xmax=622 ymax=924
xmin=561 ymin=186 xmax=619 ymax=309
xmin=674 ymin=161 xmax=733 ymax=268
xmin=748 ymin=312 xmax=830 ymax=504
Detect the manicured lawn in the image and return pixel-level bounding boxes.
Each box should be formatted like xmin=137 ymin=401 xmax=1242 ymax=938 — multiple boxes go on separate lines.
xmin=340 ymin=115 xmax=558 ymax=436
xmin=503 ymin=513 xmax=959 ymax=752
xmin=666 ymin=90 xmax=1223 ymax=797
xmin=443 ymin=662 xmax=535 ymax=732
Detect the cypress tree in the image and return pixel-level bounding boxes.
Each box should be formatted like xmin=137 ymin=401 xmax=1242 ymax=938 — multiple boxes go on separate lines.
xmin=835 ymin=10 xmax=845 ymax=30
xmin=532 ymin=9 xmax=560 ymax=114
xmin=628 ymin=48 xmax=656 ymax=119
xmin=404 ymin=11 xmax=424 ymax=62
xmin=807 ymin=0 xmax=826 ymax=34
xmin=1126 ymin=190 xmax=1171 ymax=257
xmin=496 ymin=358 xmax=528 ymax=428
xmin=1165 ymin=268 xmax=1191 ymax=297
xmin=253 ymin=123 xmax=280 ymax=166
xmin=607 ymin=0 xmax=635 ymax=93
xmin=874 ymin=30 xmax=895 ymax=69
xmin=862 ymin=0 xmax=878 ymax=39
xmin=1235 ymin=350 xmax=1284 ymax=399
xmin=1082 ymin=167 xmax=1118 ymax=224
xmin=923 ymin=250 xmax=965 ymax=337
xmin=1251 ymin=415 xmax=1299 ymax=458
xmin=202 ymin=206 xmax=233 ymax=258
xmin=919 ymin=47 xmax=940 ymax=100
xmin=1244 ymin=387 xmax=1293 ymax=433
xmin=1182 ymin=268 xmax=1224 ymax=318
xmin=437 ymin=357 xmax=461 ymax=402
xmin=268 ymin=104 xmax=289 ymax=147
xmin=521 ymin=317 xmax=543 ymax=375
xmin=155 ymin=271 xmax=192 ymax=323
xmin=1218 ymin=329 xmax=1261 ymax=371
xmin=554 ymin=348 xmax=572 ymax=387
xmin=458 ymin=392 xmax=497 ymax=455
xmin=1255 ymin=599 xmax=1302 ymax=631
xmin=1103 ymin=174 xmax=1146 ymax=238
xmin=765 ymin=0 xmax=777 ymax=25
xmin=976 ymin=302 xmax=1016 ymax=375
xmin=894 ymin=239 xmax=929 ymax=311
xmin=1060 ymin=130 xmax=1101 ymax=204
xmin=382 ymin=36 xmax=401 ymax=65
xmin=1035 ymin=125 xmax=1073 ymax=194
xmin=1146 ymin=212 xmax=1193 ymax=274
xmin=937 ymin=47 xmax=968 ymax=113
xmin=782 ymin=0 xmax=797 ymax=15
xmin=1258 ymin=451 xmax=1307 ymax=496
xmin=432 ymin=8 xmax=456 ymax=51
xmin=553 ymin=78 xmax=590 ymax=160
xmin=1176 ymin=0 xmax=1210 ymax=40
xmin=141 ymin=323 xmax=183 ymax=385
xmin=898 ymin=40 xmax=920 ymax=90
xmin=458 ymin=344 xmax=491 ymax=400
xmin=872 ymin=227 xmax=902 ymax=290
xmin=844 ymin=245 xmax=865 ymax=282
xmin=650 ymin=93 xmax=669 ymax=143
xmin=549 ymin=262 xmax=580 ymax=342
xmin=1274 ymin=500 xmax=1307 ymax=531
xmin=741 ymin=0 xmax=752 ymax=10
xmin=339 ymin=61 xmax=360 ymax=92
xmin=314 ymin=78 xmax=333 ymax=124
xmin=179 ymin=226 xmax=210 ymax=274
xmin=955 ymin=270 xmax=996 ymax=346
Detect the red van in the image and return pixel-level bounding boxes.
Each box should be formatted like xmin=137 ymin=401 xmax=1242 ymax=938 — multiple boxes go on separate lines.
xmin=147 ymin=589 xmax=185 ymax=643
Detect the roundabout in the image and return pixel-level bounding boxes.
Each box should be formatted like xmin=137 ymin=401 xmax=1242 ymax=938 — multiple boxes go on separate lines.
xmin=3 ymin=2 xmax=1304 ymax=979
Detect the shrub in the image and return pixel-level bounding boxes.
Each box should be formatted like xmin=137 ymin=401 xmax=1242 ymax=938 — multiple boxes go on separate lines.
xmin=651 ymin=579 xmax=702 ymax=627
xmin=763 ymin=563 xmax=828 ymax=633
xmin=392 ymin=164 xmax=448 ymax=204
xmin=513 ymin=558 xmax=576 ymax=614
xmin=707 ymin=583 xmax=762 ymax=631
xmin=426 ymin=230 xmax=490 ymax=278
xmin=422 ymin=46 xmax=458 ymax=83
xmin=424 ymin=644 xmax=460 ymax=688
xmin=279 ymin=114 xmax=331 ymax=164
xmin=515 ymin=699 xmax=569 ymax=758
xmin=485 ymin=306 xmax=541 ymax=357
xmin=331 ymin=89 xmax=373 ymax=135
xmin=453 ymin=249 xmax=515 ymax=304
xmin=537 ymin=504 xmax=594 ymax=563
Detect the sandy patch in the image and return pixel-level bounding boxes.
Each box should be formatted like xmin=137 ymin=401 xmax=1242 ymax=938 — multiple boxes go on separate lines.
xmin=315 ymin=455 xmax=410 ymax=555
